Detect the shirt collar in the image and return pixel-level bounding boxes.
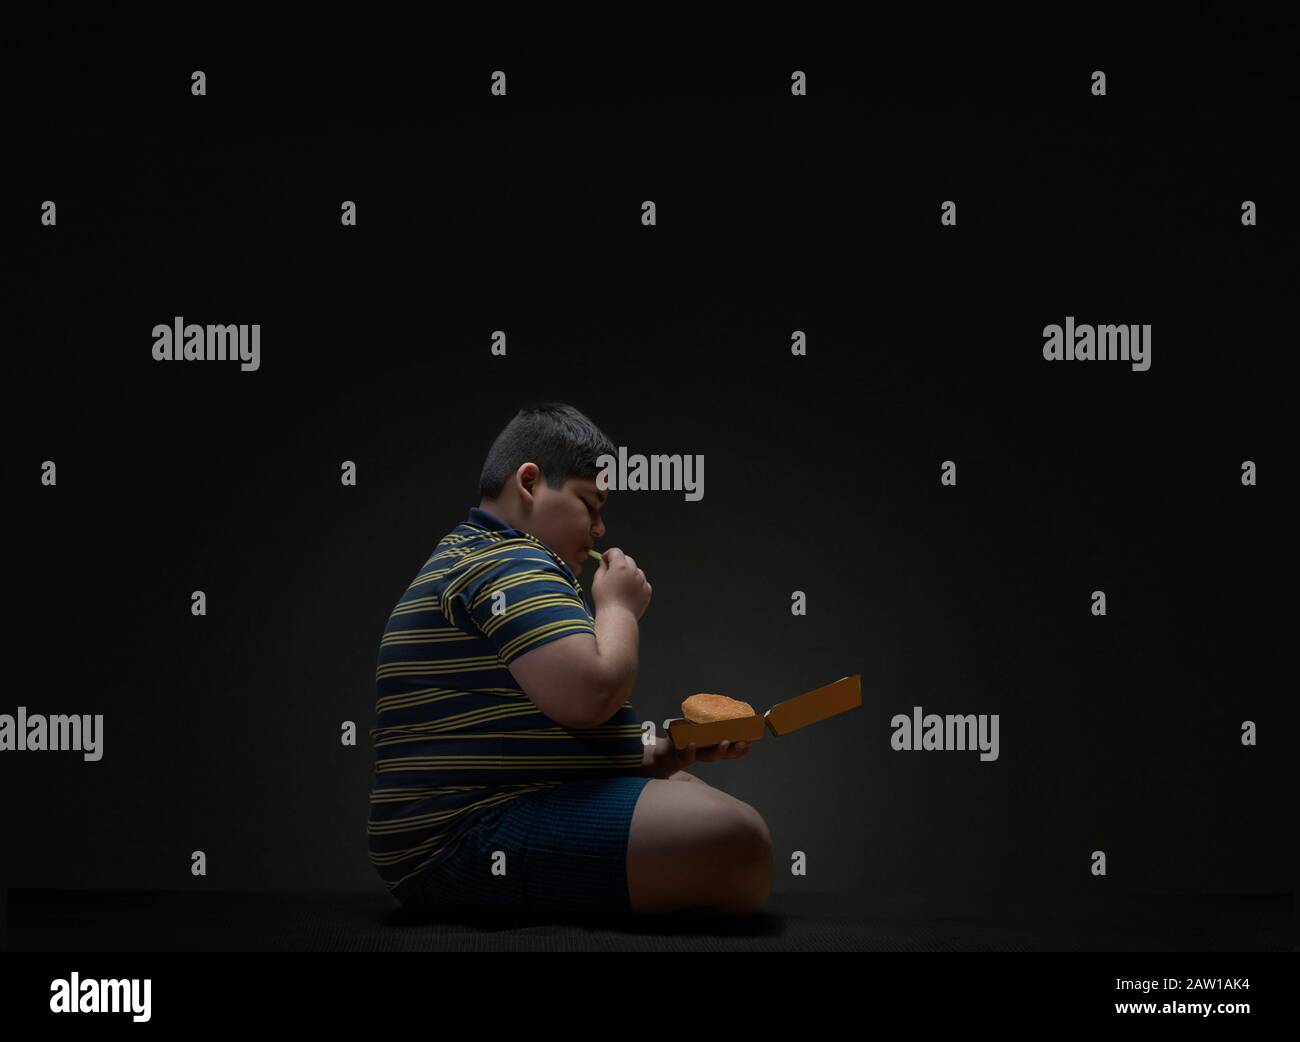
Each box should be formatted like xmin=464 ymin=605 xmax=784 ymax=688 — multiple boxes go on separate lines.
xmin=464 ymin=506 xmax=581 ymax=586
xmin=467 ymin=506 xmax=515 ymax=533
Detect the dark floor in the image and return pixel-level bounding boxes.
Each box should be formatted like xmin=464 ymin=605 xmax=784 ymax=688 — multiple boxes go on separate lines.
xmin=6 ymin=889 xmax=1296 ymax=951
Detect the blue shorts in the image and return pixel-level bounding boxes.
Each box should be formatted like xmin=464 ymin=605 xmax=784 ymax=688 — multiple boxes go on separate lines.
xmin=400 ymin=775 xmax=652 ymax=918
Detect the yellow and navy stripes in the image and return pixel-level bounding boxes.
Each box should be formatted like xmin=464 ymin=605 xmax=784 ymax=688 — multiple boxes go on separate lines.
xmin=367 ymin=506 xmax=644 ymax=899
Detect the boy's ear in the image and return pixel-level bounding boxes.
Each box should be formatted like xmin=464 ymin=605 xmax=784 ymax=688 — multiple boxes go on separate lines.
xmin=515 ymin=463 xmax=541 ymax=501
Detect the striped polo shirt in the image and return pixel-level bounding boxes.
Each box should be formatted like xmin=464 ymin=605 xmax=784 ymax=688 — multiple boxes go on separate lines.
xmin=367 ymin=505 xmax=645 ymax=900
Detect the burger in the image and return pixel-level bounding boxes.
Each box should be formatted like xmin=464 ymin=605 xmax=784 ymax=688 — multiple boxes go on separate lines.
xmin=681 ymin=693 xmax=755 ymax=723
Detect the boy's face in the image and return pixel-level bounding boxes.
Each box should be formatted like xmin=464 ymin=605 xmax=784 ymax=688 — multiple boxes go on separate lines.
xmin=530 ymin=474 xmax=607 ymax=576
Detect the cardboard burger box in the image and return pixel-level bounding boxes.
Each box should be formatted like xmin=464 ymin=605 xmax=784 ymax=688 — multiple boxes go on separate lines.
xmin=665 ymin=674 xmax=862 ymax=750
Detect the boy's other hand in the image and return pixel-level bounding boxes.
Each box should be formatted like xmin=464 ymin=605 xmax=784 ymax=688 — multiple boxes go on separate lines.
xmin=680 ymin=739 xmax=750 ymax=765
xmin=652 ymin=738 xmax=750 ymax=778
xmin=643 ymin=735 xmax=752 ymax=779
xmin=591 ymin=546 xmax=652 ymax=620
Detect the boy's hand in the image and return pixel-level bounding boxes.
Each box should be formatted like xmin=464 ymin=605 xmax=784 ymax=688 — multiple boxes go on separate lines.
xmin=677 ymin=739 xmax=751 ymax=766
xmin=591 ymin=547 xmax=652 ymax=620
xmin=646 ymin=735 xmax=751 ymax=778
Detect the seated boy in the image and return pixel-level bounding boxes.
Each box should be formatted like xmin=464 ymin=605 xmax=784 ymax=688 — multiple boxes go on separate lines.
xmin=367 ymin=402 xmax=772 ymax=917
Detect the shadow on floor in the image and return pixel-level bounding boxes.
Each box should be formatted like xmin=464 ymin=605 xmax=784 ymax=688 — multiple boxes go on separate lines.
xmin=388 ymin=901 xmax=790 ymax=938
xmin=6 ymin=888 xmax=1296 ymax=952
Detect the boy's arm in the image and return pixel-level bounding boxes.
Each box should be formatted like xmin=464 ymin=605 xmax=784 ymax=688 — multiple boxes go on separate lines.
xmin=507 ymin=603 xmax=639 ymax=730
xmin=638 ymin=734 xmax=662 ymax=776
xmin=639 ymin=734 xmax=751 ymax=777
xmin=637 ymin=737 xmax=655 ymax=776
xmin=589 ymin=602 xmax=639 ymax=721
xmin=638 ymin=734 xmax=678 ymax=778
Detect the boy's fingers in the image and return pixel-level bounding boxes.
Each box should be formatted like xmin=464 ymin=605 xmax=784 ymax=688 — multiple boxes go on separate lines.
xmin=684 ymin=739 xmax=757 ymax=763
xmin=698 ymin=740 xmax=728 ymax=762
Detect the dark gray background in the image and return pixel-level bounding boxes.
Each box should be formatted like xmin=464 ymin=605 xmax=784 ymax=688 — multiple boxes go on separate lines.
xmin=6 ymin=11 xmax=1294 ymax=920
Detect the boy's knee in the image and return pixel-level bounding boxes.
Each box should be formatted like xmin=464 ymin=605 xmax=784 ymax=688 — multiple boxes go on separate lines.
xmin=715 ymin=805 xmax=772 ymax=892
xmin=726 ymin=803 xmax=771 ymax=858
xmin=709 ymin=826 xmax=772 ymax=915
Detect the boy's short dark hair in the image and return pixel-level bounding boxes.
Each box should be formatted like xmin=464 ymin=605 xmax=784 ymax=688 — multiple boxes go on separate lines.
xmin=478 ymin=402 xmax=617 ymax=499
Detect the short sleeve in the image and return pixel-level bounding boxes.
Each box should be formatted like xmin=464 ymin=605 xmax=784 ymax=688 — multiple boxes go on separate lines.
xmin=442 ymin=545 xmax=596 ymax=665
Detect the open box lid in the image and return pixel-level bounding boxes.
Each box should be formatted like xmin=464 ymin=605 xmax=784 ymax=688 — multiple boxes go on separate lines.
xmin=762 ymin=674 xmax=862 ymax=736
xmin=666 ymin=674 xmax=862 ymax=750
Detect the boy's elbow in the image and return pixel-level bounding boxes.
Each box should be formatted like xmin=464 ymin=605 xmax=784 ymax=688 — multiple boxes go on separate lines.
xmin=564 ymin=674 xmax=621 ymax=729
xmin=552 ymin=694 xmax=605 ymax=730
xmin=507 ymin=634 xmax=621 ymax=730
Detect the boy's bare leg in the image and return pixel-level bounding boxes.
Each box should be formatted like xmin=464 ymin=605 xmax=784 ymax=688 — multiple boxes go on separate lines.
xmin=626 ymin=778 xmax=772 ymax=915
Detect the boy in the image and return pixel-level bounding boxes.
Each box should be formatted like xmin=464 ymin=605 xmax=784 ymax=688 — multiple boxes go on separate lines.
xmin=368 ymin=402 xmax=772 ymax=917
